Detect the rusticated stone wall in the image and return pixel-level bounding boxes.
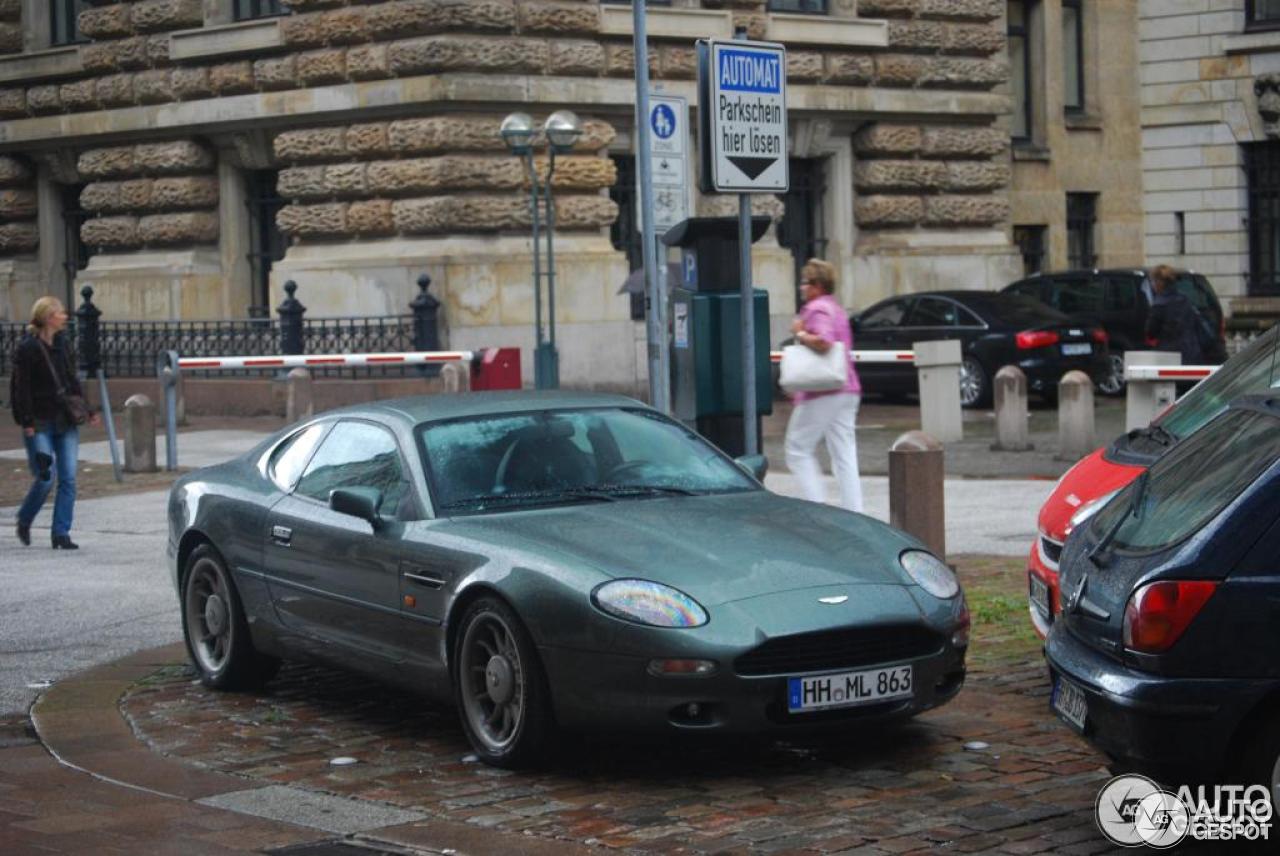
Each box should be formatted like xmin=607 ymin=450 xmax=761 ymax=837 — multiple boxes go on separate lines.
xmin=0 ymin=0 xmax=19 ymax=56
xmin=0 ymin=155 xmax=37 ymax=255
xmin=77 ymin=140 xmax=219 ymax=250
xmin=271 ymin=116 xmax=618 ymax=239
xmin=853 ymin=123 xmax=1009 ymax=229
xmin=0 ymin=0 xmax=1005 ymax=120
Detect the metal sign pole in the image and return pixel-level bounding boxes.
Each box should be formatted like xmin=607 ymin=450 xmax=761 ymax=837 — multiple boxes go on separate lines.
xmin=94 ymin=372 xmax=122 ymax=482
xmin=632 ymin=1 xmax=664 ymax=411
xmin=159 ymin=351 xmax=178 ymax=471
xmin=739 ymin=195 xmax=757 ymax=456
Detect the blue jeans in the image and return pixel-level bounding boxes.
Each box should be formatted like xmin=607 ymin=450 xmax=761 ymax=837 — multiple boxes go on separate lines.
xmin=17 ymin=426 xmax=79 ymax=537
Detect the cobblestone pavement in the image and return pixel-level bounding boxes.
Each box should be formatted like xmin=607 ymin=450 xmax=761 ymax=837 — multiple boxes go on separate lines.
xmin=116 ymin=557 xmax=1148 ymax=855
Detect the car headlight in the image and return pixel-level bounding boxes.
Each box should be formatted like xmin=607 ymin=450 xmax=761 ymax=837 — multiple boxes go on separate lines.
xmin=900 ymin=550 xmax=959 ymax=599
xmin=1065 ymin=488 xmax=1121 ymax=535
xmin=591 ymin=579 xmax=708 ymax=628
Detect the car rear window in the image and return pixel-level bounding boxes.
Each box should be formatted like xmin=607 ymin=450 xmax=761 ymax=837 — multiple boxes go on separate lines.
xmin=978 ymin=294 xmax=1071 ymax=327
xmin=1090 ymin=408 xmax=1280 ymax=553
xmin=1171 ymin=274 xmax=1211 ymax=311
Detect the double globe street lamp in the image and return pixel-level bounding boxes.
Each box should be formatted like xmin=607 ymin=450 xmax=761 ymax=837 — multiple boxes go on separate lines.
xmin=500 ymin=109 xmax=584 ymax=390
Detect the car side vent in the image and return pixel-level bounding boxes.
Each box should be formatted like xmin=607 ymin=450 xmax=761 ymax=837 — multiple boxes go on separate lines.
xmin=734 ymin=625 xmax=944 ymax=677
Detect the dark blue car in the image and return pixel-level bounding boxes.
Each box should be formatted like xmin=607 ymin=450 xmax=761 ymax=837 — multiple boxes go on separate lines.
xmin=1045 ymin=394 xmax=1280 ymax=796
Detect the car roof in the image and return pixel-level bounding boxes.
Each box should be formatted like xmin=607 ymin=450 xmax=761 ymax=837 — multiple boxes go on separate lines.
xmin=1017 ymin=268 xmax=1204 ymax=280
xmin=323 ymin=390 xmax=648 ymax=425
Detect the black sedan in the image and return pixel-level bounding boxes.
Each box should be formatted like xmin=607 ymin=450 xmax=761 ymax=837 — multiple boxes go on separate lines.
xmin=1046 ymin=395 xmax=1280 ymax=796
xmin=852 ymin=291 xmax=1111 ymax=408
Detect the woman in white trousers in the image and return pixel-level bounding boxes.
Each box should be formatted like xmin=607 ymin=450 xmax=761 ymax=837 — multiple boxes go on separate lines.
xmin=783 ymin=259 xmax=864 ymax=513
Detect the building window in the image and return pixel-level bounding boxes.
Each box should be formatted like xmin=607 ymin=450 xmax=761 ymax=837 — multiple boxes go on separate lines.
xmin=1245 ymin=143 xmax=1280 ymax=296
xmin=776 ymin=158 xmax=827 ymax=311
xmin=51 ymin=0 xmax=89 ymax=46
xmin=1013 ymin=225 xmax=1046 ymax=276
xmin=766 ymin=0 xmax=829 ymax=12
xmin=234 ymin=0 xmax=286 ymax=20
xmin=1174 ymin=212 xmax=1186 ymax=256
xmin=1248 ymin=0 xmax=1280 ymax=28
xmin=1066 ymin=193 xmax=1097 ymax=269
xmin=245 ymin=170 xmax=287 ymax=316
xmin=608 ymin=155 xmax=646 ymax=320
xmin=1008 ymin=1 xmax=1032 ymax=142
xmin=1062 ymin=0 xmax=1084 ymax=113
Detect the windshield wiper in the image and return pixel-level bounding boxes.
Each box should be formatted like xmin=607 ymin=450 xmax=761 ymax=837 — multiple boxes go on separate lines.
xmin=1145 ymin=424 xmax=1177 ymax=446
xmin=1087 ymin=469 xmax=1149 ymax=568
xmin=441 ymin=488 xmax=619 ymax=510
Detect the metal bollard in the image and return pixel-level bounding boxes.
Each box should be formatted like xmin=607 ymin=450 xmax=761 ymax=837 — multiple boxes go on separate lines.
xmin=285 ymin=367 xmax=313 ymax=423
xmin=889 ymin=430 xmax=946 ymax=560
xmin=123 ymin=394 xmax=158 ymax=473
xmin=913 ymin=340 xmax=963 ymax=444
xmin=1125 ymin=351 xmax=1180 ymax=431
xmin=991 ymin=365 xmax=1031 ymax=451
xmin=1057 ymin=370 xmax=1095 ymax=461
xmin=159 ymin=350 xmax=179 ymax=471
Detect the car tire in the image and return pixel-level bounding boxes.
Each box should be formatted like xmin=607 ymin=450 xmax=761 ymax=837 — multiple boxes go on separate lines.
xmin=181 ymin=544 xmax=279 ymax=691
xmin=1096 ymin=353 xmax=1126 ymax=396
xmin=1233 ymin=721 xmax=1280 ymax=811
xmin=453 ymin=595 xmax=557 ymax=769
xmin=959 ymin=356 xmax=991 ymax=409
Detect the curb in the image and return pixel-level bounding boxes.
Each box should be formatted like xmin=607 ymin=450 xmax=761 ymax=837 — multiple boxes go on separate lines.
xmin=30 ymin=643 xmax=596 ymax=856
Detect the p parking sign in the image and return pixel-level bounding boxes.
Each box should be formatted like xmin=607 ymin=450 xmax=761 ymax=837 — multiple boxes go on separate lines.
xmin=697 ymin=39 xmax=789 ymax=193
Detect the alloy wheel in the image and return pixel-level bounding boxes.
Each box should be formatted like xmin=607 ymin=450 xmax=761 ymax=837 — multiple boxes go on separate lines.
xmin=1097 ymin=353 xmax=1125 ymax=396
xmin=184 ymin=556 xmax=233 ymax=676
xmin=959 ymin=357 xmax=985 ymax=408
xmin=459 ymin=611 xmax=526 ymax=754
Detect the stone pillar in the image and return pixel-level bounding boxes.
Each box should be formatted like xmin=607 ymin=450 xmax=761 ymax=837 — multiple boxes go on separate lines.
xmin=1124 ymin=351 xmax=1179 ymax=431
xmin=991 ymin=365 xmax=1031 ymax=451
xmin=123 ymin=394 xmax=157 ymax=473
xmin=889 ymin=430 xmax=945 ymax=560
xmin=1057 ymin=371 xmax=1096 ymax=462
xmin=914 ymin=339 xmax=963 ymax=444
xmin=286 ymin=367 xmax=313 ymax=423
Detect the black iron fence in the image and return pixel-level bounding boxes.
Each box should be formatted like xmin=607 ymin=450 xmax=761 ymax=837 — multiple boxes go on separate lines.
xmin=1 ymin=276 xmax=442 ymax=380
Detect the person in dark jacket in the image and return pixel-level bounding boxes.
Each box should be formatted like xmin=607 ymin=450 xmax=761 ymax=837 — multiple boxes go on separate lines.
xmin=1146 ymin=264 xmax=1203 ymax=365
xmin=10 ymin=296 xmax=98 ymax=549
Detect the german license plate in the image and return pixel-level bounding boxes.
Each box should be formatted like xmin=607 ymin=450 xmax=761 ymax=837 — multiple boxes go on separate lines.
xmin=1052 ymin=676 xmax=1088 ymax=731
xmin=1062 ymin=343 xmax=1092 ymax=356
xmin=788 ymin=665 xmax=912 ymax=713
xmin=1029 ymin=573 xmax=1051 ymax=620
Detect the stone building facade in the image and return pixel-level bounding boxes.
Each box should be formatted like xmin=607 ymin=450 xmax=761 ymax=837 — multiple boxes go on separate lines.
xmin=1139 ymin=0 xmax=1280 ymax=321
xmin=0 ymin=0 xmax=1018 ymax=391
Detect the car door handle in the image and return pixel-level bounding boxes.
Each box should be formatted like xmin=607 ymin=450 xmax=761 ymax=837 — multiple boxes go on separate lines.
xmin=271 ymin=525 xmax=292 ymax=547
xmin=403 ymin=569 xmax=447 ymax=588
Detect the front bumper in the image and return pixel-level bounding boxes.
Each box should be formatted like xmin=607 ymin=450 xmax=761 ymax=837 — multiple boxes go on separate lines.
xmin=541 ymin=643 xmax=967 ymax=734
xmin=1026 ymin=536 xmax=1061 ymax=640
xmin=1044 ymin=624 xmax=1272 ymax=778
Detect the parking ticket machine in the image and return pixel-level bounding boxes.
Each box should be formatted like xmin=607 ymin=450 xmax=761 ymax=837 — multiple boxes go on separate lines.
xmin=662 ymin=216 xmax=772 ymax=457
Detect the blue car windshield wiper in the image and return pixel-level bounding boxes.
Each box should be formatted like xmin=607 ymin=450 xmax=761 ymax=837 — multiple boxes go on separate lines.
xmin=584 ymin=484 xmax=700 ymax=497
xmin=441 ymin=488 xmax=619 ymax=510
xmin=1087 ymin=469 xmax=1150 ymax=568
xmin=1146 ymin=424 xmax=1177 ymax=446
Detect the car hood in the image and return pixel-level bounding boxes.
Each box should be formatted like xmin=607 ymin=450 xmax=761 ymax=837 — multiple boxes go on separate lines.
xmin=1038 ymin=448 xmax=1146 ymax=542
xmin=444 ymin=490 xmax=917 ymax=606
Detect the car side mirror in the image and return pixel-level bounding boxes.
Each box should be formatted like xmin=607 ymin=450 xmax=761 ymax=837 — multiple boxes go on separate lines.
xmin=734 ymin=454 xmax=768 ymax=481
xmin=329 ymin=486 xmax=383 ymax=527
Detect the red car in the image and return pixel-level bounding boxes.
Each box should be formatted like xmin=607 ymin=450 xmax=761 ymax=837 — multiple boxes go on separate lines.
xmin=1027 ymin=324 xmax=1280 ymax=638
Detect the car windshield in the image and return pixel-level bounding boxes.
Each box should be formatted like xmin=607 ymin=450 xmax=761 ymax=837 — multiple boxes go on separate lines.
xmin=418 ymin=407 xmax=760 ymax=513
xmin=1089 ymin=408 xmax=1280 ymax=553
xmin=1155 ymin=325 xmax=1279 ymax=440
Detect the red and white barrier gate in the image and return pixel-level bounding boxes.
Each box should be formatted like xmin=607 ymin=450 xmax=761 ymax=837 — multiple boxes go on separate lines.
xmin=1123 ymin=364 xmax=1217 ymax=382
xmin=770 ymin=349 xmax=916 ymax=365
xmin=176 ymin=351 xmax=475 ymax=370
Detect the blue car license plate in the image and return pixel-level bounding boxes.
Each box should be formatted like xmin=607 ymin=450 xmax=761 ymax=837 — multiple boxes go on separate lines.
xmin=1061 ymin=343 xmax=1092 ymax=356
xmin=788 ymin=665 xmax=912 ymax=713
xmin=1052 ymin=676 xmax=1088 ymax=731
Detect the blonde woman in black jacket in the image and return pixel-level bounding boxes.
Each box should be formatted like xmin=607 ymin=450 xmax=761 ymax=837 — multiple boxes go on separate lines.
xmin=10 ymin=296 xmax=99 ymax=549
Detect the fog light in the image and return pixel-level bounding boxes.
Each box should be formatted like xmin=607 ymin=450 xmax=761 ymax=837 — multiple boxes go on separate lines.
xmin=951 ymin=601 xmax=971 ymax=648
xmin=647 ymin=658 xmax=717 ymax=677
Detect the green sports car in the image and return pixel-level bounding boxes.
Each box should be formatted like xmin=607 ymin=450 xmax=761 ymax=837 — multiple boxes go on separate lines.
xmin=168 ymin=391 xmax=969 ymax=767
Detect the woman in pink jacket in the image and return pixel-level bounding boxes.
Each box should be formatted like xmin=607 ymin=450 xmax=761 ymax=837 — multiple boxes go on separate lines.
xmin=784 ymin=259 xmax=863 ymax=512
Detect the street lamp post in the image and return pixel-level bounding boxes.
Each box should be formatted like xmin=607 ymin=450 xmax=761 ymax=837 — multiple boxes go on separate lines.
xmin=501 ymin=109 xmax=583 ymax=390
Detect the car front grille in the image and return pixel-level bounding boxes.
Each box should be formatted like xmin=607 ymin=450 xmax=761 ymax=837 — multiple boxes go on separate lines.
xmin=734 ymin=625 xmax=945 ymax=677
xmin=1040 ymin=536 xmax=1063 ymax=565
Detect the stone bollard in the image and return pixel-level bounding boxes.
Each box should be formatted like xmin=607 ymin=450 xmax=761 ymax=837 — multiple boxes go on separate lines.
xmin=1057 ymin=370 xmax=1096 ymax=461
xmin=1125 ymin=351 xmax=1179 ymax=431
xmin=286 ymin=367 xmax=313 ymax=423
xmin=889 ymin=430 xmax=946 ymax=560
xmin=914 ymin=339 xmax=963 ymax=444
xmin=991 ymin=365 xmax=1031 ymax=451
xmin=440 ymin=362 xmax=467 ymax=394
xmin=123 ymin=393 xmax=157 ymax=473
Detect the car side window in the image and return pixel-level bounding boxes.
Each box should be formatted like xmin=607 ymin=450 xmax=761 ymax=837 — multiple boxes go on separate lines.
xmin=907 ymin=297 xmax=960 ymax=327
xmin=860 ymin=299 xmax=911 ymax=328
xmin=1105 ymin=276 xmax=1139 ymax=311
xmin=267 ymin=423 xmax=328 ymax=491
xmin=1172 ymin=275 xmax=1210 ymax=310
xmin=295 ymin=421 xmax=412 ymax=516
xmin=1053 ymin=277 xmax=1103 ymax=314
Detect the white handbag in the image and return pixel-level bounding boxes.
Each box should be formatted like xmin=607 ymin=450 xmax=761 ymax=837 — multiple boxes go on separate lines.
xmin=779 ymin=341 xmax=849 ymax=393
